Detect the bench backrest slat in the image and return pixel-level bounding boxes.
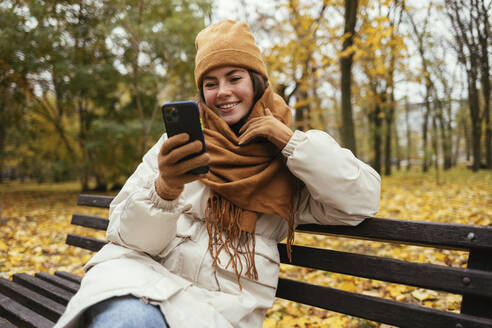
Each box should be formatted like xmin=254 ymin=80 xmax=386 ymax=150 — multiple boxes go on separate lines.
xmin=66 ymin=234 xmax=106 ymax=252
xmin=297 ymin=219 xmax=492 ymax=250
xmin=77 ymin=195 xmax=113 ymax=208
xmin=278 ymin=244 xmax=492 ymax=298
xmin=71 ymin=214 xmax=108 ymax=231
xmin=76 ymin=194 xmax=492 ymax=250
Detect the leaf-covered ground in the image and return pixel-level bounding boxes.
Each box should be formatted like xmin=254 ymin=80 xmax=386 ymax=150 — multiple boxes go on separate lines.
xmin=0 ymin=168 xmax=490 ymax=327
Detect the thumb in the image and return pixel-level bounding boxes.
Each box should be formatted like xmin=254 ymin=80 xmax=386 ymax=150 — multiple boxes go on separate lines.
xmin=264 ymin=107 xmax=273 ymax=116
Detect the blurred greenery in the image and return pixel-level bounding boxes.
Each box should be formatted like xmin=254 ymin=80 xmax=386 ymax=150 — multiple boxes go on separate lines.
xmin=1 ymin=0 xmax=212 ymax=190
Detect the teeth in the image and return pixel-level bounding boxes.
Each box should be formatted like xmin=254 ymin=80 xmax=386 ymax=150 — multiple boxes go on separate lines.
xmin=218 ymin=103 xmax=238 ymax=109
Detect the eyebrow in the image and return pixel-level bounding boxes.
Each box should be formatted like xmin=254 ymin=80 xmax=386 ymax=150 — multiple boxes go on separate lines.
xmin=203 ymin=69 xmax=246 ymax=80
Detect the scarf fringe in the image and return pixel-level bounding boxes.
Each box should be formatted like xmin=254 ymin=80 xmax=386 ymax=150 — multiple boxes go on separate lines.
xmin=206 ymin=194 xmax=258 ymax=289
xmin=286 ymin=177 xmax=303 ymax=262
xmin=205 ymin=178 xmax=302 ymax=288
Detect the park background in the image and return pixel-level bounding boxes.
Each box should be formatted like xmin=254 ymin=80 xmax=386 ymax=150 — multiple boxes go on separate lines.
xmin=0 ymin=0 xmax=491 ymax=327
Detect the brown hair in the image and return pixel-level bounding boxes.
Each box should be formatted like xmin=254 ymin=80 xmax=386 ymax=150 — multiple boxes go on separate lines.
xmin=198 ymin=69 xmax=268 ymax=108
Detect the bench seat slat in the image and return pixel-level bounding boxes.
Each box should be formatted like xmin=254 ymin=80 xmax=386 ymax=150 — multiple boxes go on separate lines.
xmin=55 ymin=271 xmax=82 ymax=285
xmin=0 ymin=317 xmax=16 ymax=328
xmin=276 ymin=278 xmax=492 ymax=328
xmin=0 ymin=278 xmax=65 ymax=322
xmin=71 ymin=214 xmax=109 ymax=231
xmin=0 ymin=292 xmax=54 ymax=328
xmin=297 ymin=218 xmax=492 ymax=250
xmin=35 ymin=273 xmax=80 ymax=294
xmin=279 ymin=244 xmax=492 ymax=298
xmin=12 ymin=274 xmax=74 ymax=305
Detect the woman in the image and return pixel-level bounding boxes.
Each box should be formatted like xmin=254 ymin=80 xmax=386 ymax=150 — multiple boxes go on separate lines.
xmin=55 ymin=20 xmax=380 ymax=328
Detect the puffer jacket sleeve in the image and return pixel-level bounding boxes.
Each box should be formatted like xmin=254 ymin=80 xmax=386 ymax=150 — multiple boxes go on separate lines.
xmin=106 ymin=133 xmax=187 ymax=256
xmin=282 ymin=130 xmax=381 ymax=226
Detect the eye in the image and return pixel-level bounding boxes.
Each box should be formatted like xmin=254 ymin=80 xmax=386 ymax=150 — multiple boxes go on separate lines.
xmin=230 ymin=76 xmax=242 ymax=83
xmin=204 ymin=81 xmax=217 ymax=88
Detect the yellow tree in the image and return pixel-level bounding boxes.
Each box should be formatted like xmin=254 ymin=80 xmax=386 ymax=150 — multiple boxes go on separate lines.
xmin=353 ymin=0 xmax=407 ymax=174
xmin=260 ymin=0 xmax=340 ymax=131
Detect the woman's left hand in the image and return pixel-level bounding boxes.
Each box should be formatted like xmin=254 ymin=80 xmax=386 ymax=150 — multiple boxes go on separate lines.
xmin=238 ymin=108 xmax=294 ymax=150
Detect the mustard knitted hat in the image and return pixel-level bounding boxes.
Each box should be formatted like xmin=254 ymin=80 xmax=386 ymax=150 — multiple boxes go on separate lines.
xmin=194 ymin=20 xmax=268 ymax=88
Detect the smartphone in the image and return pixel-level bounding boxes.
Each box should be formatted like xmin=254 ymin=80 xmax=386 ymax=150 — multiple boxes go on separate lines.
xmin=161 ymin=101 xmax=209 ymax=175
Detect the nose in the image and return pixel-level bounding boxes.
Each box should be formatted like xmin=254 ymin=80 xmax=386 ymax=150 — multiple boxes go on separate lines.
xmin=216 ymin=82 xmax=232 ymax=99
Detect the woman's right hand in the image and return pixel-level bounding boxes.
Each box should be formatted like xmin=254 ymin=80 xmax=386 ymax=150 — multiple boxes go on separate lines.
xmin=155 ymin=133 xmax=210 ymax=200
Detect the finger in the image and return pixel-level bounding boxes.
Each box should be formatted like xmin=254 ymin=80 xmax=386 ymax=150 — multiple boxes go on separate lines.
xmin=174 ymin=153 xmax=210 ymax=175
xmin=239 ymin=126 xmax=264 ymax=145
xmin=238 ymin=117 xmax=264 ymax=134
xmin=181 ymin=173 xmax=205 ymax=184
xmin=166 ymin=140 xmax=204 ymax=164
xmin=238 ymin=119 xmax=253 ymax=134
xmin=160 ymin=152 xmax=209 ymax=180
xmin=161 ymin=133 xmax=190 ymax=155
xmin=264 ymin=107 xmax=273 ymax=116
xmin=158 ymin=141 xmax=203 ymax=173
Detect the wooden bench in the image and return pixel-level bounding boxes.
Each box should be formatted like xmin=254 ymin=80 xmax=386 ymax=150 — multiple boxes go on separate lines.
xmin=1 ymin=193 xmax=492 ymax=328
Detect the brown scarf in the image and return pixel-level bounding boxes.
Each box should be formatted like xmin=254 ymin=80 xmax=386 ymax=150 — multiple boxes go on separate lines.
xmin=199 ymin=86 xmax=297 ymax=285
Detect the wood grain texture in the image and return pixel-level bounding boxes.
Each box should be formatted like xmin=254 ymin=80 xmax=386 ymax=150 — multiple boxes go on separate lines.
xmin=276 ymin=278 xmax=492 ymax=328
xmin=0 ymin=293 xmax=54 ymax=328
xmin=297 ymin=218 xmax=492 ymax=250
xmin=65 ymin=234 xmax=107 ymax=252
xmin=77 ymin=194 xmax=113 ymax=208
xmin=35 ymin=273 xmax=80 ymax=294
xmin=0 ymin=278 xmax=64 ymax=322
xmin=12 ymin=274 xmax=74 ymax=305
xmin=54 ymin=272 xmax=82 ymax=285
xmin=278 ymin=244 xmax=492 ymax=298
xmin=71 ymin=214 xmax=109 ymax=231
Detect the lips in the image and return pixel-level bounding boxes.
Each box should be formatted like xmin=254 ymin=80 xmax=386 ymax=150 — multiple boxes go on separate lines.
xmin=216 ymin=102 xmax=240 ymax=113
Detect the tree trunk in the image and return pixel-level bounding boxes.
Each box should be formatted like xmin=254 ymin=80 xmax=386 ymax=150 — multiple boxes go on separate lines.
xmin=422 ymin=102 xmax=430 ymax=172
xmin=384 ymin=101 xmax=394 ymax=176
xmin=393 ymin=117 xmax=401 ymax=171
xmin=453 ymin=116 xmax=462 ymax=166
xmin=78 ymin=101 xmax=90 ymax=191
xmin=478 ymin=0 xmax=490 ymax=169
xmin=464 ymin=116 xmax=471 ymax=162
xmin=0 ymin=126 xmax=4 ymax=183
xmin=370 ymin=97 xmax=383 ymax=174
xmin=468 ymin=80 xmax=482 ymax=171
xmin=481 ymin=46 xmax=491 ymax=168
xmin=340 ymin=0 xmax=358 ymax=155
xmin=405 ymin=100 xmax=411 ymax=171
xmin=295 ymin=90 xmax=311 ymax=131
xmin=435 ymin=99 xmax=452 ymax=170
xmin=485 ymin=94 xmax=491 ymax=169
xmin=432 ymin=111 xmax=440 ymax=184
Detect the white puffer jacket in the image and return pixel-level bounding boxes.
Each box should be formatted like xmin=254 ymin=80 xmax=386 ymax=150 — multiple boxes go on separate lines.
xmin=55 ymin=130 xmax=381 ymax=328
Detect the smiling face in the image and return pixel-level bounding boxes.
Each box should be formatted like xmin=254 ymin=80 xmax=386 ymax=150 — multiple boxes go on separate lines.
xmin=202 ymin=66 xmax=254 ymax=125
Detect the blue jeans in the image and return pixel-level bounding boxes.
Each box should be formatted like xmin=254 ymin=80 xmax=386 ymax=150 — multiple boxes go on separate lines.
xmin=84 ymin=295 xmax=169 ymax=328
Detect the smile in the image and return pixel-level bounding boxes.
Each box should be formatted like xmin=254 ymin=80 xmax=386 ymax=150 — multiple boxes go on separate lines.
xmin=216 ymin=102 xmax=240 ymax=112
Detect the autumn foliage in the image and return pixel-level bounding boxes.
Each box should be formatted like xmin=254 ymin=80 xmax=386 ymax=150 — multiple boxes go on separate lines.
xmin=1 ymin=167 xmax=490 ymax=327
